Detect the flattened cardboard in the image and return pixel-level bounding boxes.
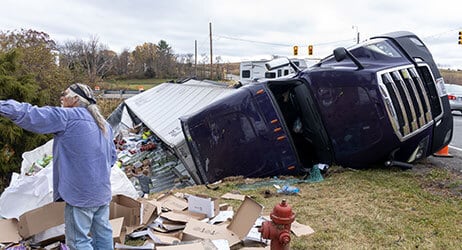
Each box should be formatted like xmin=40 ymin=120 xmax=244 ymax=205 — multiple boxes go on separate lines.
xmin=18 ymin=202 xmax=65 ymax=239
xmin=160 ymin=211 xmax=201 ymax=224
xmin=157 ymin=195 xmax=188 ymax=211
xmin=176 ymin=210 xmax=207 ymax=221
xmin=239 ymin=246 xmax=271 ymax=249
xmin=0 ymin=218 xmax=21 ymax=243
xmin=110 ymin=217 xmax=126 ymax=244
xmin=221 ymin=193 xmax=245 ymax=201
xmin=162 ymin=222 xmax=186 ymax=232
xmin=147 ymin=229 xmax=181 ymax=244
xmin=182 ymin=221 xmax=240 ymax=246
xmin=227 ymin=196 xmax=263 ymax=239
xmin=187 ymin=194 xmax=219 ymax=218
xmin=110 ymin=195 xmax=141 ymax=228
xmin=155 ymin=241 xmax=208 ymax=250
xmin=291 ymin=220 xmax=315 ymax=237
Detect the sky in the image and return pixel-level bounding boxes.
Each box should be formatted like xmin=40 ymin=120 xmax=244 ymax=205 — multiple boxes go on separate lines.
xmin=2 ymin=0 xmax=462 ymax=69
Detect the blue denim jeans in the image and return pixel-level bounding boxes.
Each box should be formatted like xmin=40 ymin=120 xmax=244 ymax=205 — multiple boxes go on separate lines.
xmin=65 ymin=203 xmax=113 ymax=250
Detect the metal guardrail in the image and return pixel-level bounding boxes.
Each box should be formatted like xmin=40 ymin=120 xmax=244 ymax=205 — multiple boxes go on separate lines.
xmin=95 ymin=89 xmax=144 ymax=99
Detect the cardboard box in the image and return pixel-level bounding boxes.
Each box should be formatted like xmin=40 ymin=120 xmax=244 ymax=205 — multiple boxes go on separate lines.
xmin=187 ymin=194 xmax=219 ymax=218
xmin=182 ymin=196 xmax=263 ymax=247
xmin=139 ymin=199 xmax=157 ymax=225
xmin=0 ymin=218 xmax=21 ymax=243
xmin=18 ymin=202 xmax=65 ymax=239
xmin=110 ymin=217 xmax=126 ymax=244
xmin=227 ymin=196 xmax=263 ymax=240
xmin=110 ymin=195 xmax=142 ymax=228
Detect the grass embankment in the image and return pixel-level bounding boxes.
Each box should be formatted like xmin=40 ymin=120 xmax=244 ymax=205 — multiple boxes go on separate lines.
xmin=441 ymin=69 xmax=462 ymax=85
xmin=153 ymin=163 xmax=462 ymax=249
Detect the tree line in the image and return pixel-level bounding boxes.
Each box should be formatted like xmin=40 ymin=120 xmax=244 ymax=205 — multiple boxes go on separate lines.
xmin=0 ymin=29 xmax=231 ymax=191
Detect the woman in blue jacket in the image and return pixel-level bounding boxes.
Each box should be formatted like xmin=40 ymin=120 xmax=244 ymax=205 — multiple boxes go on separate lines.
xmin=0 ymin=83 xmax=117 ymax=250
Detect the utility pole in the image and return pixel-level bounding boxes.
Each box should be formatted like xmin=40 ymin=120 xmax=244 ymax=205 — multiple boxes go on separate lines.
xmin=209 ymin=22 xmax=213 ymax=79
xmin=352 ymin=25 xmax=360 ymax=44
xmin=195 ymin=40 xmax=197 ymax=77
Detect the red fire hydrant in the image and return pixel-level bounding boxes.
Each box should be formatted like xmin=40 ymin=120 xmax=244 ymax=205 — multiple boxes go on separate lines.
xmin=259 ymin=199 xmax=296 ymax=250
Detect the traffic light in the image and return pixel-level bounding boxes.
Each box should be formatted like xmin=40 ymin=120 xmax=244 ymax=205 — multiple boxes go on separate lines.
xmin=308 ymin=45 xmax=313 ymax=55
xmin=459 ymin=31 xmax=462 ymax=45
xmin=293 ymin=45 xmax=298 ymax=56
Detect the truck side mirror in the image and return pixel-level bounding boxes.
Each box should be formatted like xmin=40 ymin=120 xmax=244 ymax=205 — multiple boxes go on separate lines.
xmin=333 ymin=47 xmax=347 ymax=62
xmin=333 ymin=47 xmax=364 ymax=70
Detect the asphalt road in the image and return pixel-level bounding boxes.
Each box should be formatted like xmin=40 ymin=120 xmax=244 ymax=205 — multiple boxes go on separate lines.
xmin=427 ymin=113 xmax=462 ymax=174
xmin=450 ymin=113 xmax=462 ymax=149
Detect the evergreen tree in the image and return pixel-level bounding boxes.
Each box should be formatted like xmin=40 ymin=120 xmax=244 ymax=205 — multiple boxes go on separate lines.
xmin=0 ymin=49 xmax=51 ymax=192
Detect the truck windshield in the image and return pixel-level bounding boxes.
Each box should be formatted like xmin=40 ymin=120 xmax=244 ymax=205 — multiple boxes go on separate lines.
xmin=364 ymin=39 xmax=401 ymax=58
xmin=349 ymin=38 xmax=405 ymax=61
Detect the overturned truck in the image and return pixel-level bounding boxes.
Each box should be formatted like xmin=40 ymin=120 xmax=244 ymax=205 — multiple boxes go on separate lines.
xmin=180 ymin=31 xmax=453 ymax=184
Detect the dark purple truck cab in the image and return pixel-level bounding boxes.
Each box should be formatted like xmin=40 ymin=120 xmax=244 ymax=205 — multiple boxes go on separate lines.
xmin=181 ymin=31 xmax=453 ymax=184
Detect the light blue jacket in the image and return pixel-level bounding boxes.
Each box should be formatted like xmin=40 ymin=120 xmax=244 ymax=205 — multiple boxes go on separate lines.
xmin=0 ymin=100 xmax=117 ymax=207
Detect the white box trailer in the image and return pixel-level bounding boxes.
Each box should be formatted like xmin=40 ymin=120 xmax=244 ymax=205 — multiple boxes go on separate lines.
xmin=239 ymin=58 xmax=309 ymax=85
xmin=107 ymin=79 xmax=237 ymax=185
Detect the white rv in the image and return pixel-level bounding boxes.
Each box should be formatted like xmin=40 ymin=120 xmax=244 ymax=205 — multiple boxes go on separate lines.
xmin=239 ymin=58 xmax=309 ymax=85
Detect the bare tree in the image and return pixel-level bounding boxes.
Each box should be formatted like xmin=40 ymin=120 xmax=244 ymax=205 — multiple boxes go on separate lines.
xmin=176 ymin=53 xmax=194 ymax=78
xmin=80 ymin=36 xmax=115 ymax=83
xmin=114 ymin=49 xmax=131 ymax=76
xmin=58 ymin=36 xmax=116 ymax=84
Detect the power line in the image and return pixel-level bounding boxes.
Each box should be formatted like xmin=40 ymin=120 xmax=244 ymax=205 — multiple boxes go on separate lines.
xmin=422 ymin=28 xmax=462 ymax=39
xmin=214 ymin=34 xmax=290 ymax=47
xmin=215 ymin=34 xmax=354 ymax=48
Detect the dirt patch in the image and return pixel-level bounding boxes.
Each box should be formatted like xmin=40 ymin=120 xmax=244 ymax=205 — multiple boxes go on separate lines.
xmin=413 ymin=158 xmax=462 ymax=198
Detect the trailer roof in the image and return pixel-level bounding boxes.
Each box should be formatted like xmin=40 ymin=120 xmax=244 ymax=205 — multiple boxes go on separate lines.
xmin=124 ymin=79 xmax=237 ymax=147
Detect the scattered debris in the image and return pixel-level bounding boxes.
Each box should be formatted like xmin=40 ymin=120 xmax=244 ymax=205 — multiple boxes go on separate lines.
xmin=0 ymin=192 xmax=314 ymax=249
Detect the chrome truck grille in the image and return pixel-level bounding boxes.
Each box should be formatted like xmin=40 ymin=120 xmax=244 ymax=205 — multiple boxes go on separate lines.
xmin=377 ymin=65 xmax=441 ymax=141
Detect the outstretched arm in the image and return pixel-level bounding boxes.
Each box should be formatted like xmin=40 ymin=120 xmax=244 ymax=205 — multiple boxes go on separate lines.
xmin=0 ymin=100 xmax=67 ymax=134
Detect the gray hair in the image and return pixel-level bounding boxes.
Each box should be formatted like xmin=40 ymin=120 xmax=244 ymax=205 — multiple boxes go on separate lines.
xmin=67 ymin=83 xmax=108 ymax=136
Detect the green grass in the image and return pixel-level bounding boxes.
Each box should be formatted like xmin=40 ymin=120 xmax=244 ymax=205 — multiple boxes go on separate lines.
xmin=148 ymin=164 xmax=462 ymax=249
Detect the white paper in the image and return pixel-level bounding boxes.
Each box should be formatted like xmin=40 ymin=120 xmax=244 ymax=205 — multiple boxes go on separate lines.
xmin=212 ymin=239 xmax=230 ymax=250
xmin=208 ymin=211 xmax=234 ymax=225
